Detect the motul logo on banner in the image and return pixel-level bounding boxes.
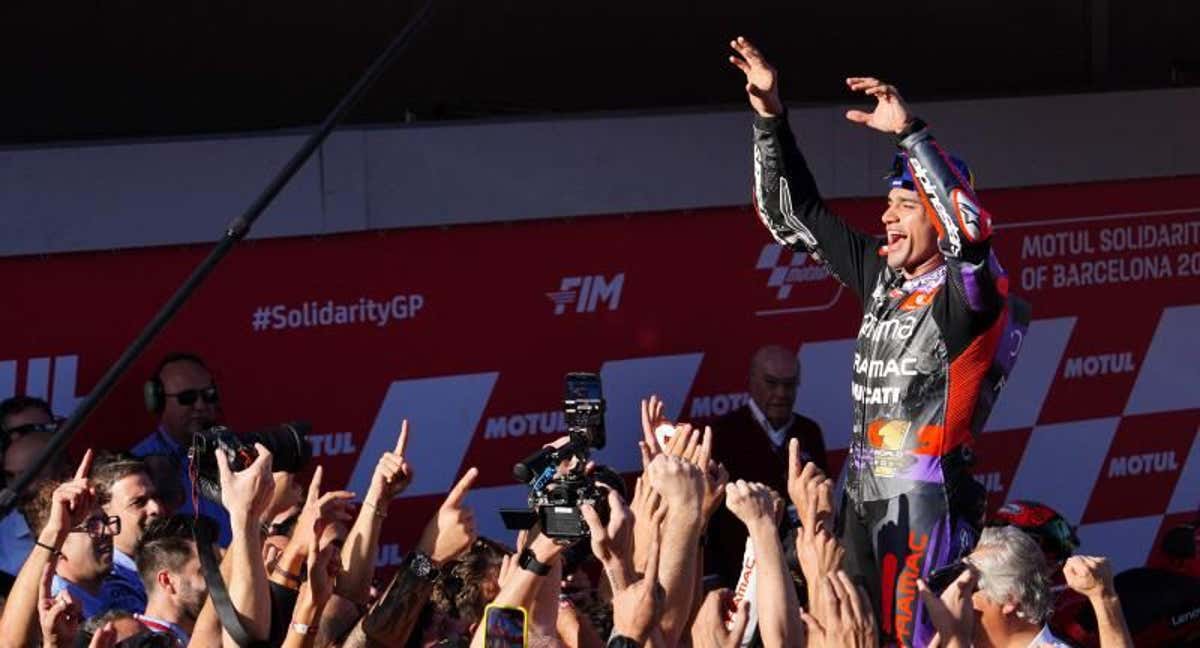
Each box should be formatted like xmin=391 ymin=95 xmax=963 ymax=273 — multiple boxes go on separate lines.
xmin=1107 ymin=451 xmax=1179 ymax=477
xmin=1062 ymin=352 xmax=1136 ymax=379
xmin=546 ymin=273 xmax=624 ymax=315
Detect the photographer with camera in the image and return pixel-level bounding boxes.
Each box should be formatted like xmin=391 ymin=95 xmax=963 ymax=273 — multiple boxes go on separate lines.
xmin=132 ymin=353 xmax=231 ymax=545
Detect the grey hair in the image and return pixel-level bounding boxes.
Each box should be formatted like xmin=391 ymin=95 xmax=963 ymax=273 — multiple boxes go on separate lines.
xmin=971 ymin=525 xmax=1054 ymax=624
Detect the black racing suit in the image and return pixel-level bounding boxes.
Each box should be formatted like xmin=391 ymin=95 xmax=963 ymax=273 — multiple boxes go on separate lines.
xmin=751 ymin=115 xmax=1030 ymax=647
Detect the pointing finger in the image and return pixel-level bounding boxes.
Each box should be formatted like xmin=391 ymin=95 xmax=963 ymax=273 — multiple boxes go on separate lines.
xmin=395 ymin=419 xmax=409 ymax=456
xmin=788 ymin=438 xmax=800 ymax=480
xmin=74 ymin=448 xmax=94 ymax=481
xmin=307 ymin=465 xmax=324 ymax=505
xmin=444 ymin=467 xmax=478 ymax=509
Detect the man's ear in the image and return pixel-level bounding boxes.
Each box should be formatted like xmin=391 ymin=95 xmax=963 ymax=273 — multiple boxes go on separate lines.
xmin=156 ymin=568 xmax=175 ymax=594
xmin=1001 ymin=601 xmax=1018 ymax=617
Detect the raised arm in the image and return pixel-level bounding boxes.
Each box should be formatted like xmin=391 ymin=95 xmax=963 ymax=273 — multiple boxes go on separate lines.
xmin=351 ymin=468 xmax=478 ymax=647
xmin=216 ymin=444 xmax=277 ymax=646
xmin=1063 ymin=556 xmax=1133 ymax=648
xmin=846 ymin=77 xmax=1006 ymax=331
xmin=730 ymin=37 xmax=885 ymax=301
xmin=0 ymin=450 xmax=95 ymax=648
xmin=724 ymin=481 xmax=804 ymax=648
xmin=645 ymin=455 xmax=705 ymax=645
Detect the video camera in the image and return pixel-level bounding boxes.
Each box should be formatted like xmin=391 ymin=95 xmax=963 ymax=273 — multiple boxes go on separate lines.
xmin=189 ymin=422 xmax=312 ymax=502
xmin=501 ymin=373 xmax=608 ymax=541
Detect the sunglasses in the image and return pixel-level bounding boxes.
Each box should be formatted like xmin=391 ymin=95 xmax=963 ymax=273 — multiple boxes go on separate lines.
xmin=926 ymin=557 xmax=976 ymax=595
xmin=72 ymin=515 xmax=121 ymax=539
xmin=164 ymin=386 xmax=219 ymax=407
xmin=0 ymin=418 xmax=65 ymax=456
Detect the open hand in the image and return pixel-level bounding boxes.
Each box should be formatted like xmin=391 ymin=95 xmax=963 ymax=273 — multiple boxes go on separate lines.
xmin=844 ymin=77 xmax=912 ymax=134
xmin=728 ymin=36 xmax=784 ymax=117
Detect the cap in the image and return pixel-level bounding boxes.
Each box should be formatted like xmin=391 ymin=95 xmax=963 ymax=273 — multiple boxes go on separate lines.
xmin=886 ymin=151 xmax=974 ymax=192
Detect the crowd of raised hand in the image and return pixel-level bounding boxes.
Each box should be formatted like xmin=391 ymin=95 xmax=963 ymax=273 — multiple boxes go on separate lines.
xmin=0 ymin=395 xmax=1134 ymax=648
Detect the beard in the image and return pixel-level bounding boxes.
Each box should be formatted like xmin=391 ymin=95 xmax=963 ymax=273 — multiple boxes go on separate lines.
xmin=179 ymin=579 xmax=208 ymax=621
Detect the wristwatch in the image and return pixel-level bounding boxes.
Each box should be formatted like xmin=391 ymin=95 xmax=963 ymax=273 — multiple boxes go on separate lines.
xmin=518 ymin=547 xmax=552 ymax=576
xmin=406 ymin=550 xmax=440 ymax=582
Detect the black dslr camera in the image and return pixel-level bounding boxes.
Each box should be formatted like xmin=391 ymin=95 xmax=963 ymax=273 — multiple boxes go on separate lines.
xmin=189 ymin=422 xmax=312 ymax=502
xmin=502 ymin=373 xmax=608 ymax=540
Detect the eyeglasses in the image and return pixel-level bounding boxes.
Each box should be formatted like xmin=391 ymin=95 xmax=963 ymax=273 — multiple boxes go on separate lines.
xmin=72 ymin=515 xmax=121 ymax=539
xmin=164 ymin=386 xmax=219 ymax=407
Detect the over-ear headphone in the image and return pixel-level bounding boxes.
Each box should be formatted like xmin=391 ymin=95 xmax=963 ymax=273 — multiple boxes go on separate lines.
xmin=144 ymin=352 xmax=211 ymax=414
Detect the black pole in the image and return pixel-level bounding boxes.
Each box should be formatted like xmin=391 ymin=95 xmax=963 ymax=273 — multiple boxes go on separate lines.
xmin=0 ymin=0 xmax=436 ymax=519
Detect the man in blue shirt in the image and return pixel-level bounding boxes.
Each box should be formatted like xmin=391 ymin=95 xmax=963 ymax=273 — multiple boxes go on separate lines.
xmin=131 ymin=353 xmax=231 ymax=545
xmin=93 ymin=453 xmax=165 ymax=613
xmin=22 ymin=480 xmax=119 ymax=619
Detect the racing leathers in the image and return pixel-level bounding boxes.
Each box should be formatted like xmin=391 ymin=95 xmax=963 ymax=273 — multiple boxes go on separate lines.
xmin=751 ymin=114 xmax=1030 ymax=647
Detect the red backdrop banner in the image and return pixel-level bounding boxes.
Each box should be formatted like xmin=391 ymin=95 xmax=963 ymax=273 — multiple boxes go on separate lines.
xmin=2 ymin=175 xmax=1198 ymax=571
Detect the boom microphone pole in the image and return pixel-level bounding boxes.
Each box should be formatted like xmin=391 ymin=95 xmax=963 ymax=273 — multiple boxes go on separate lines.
xmin=0 ymin=0 xmax=437 ymax=519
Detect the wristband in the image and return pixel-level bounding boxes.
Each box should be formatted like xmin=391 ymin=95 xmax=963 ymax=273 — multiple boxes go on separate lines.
xmin=405 ymin=550 xmax=440 ymax=582
xmin=896 ymin=117 xmax=928 ymax=141
xmin=290 ymin=621 xmax=316 ymax=636
xmin=35 ymin=540 xmax=61 ymax=556
xmin=362 ymin=500 xmax=387 ymax=519
xmin=518 ymin=548 xmax=552 ymax=576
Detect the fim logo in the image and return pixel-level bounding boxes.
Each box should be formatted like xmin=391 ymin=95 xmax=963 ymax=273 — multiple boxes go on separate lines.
xmin=546 ymin=273 xmax=624 ymax=315
xmin=756 ymin=244 xmax=829 ymax=300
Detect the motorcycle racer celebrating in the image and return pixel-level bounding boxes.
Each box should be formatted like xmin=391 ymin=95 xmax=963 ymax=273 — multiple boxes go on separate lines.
xmin=729 ymin=36 xmax=1030 ymax=646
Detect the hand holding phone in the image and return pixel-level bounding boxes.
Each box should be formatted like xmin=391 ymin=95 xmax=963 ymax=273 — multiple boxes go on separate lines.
xmin=483 ymin=603 xmax=527 ymax=648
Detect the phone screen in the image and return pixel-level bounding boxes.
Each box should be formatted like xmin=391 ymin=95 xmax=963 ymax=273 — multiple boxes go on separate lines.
xmin=483 ymin=604 xmax=527 ymax=648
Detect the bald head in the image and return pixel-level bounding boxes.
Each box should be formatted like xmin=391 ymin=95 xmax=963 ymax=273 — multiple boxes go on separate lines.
xmin=748 ymin=345 xmax=799 ymax=428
